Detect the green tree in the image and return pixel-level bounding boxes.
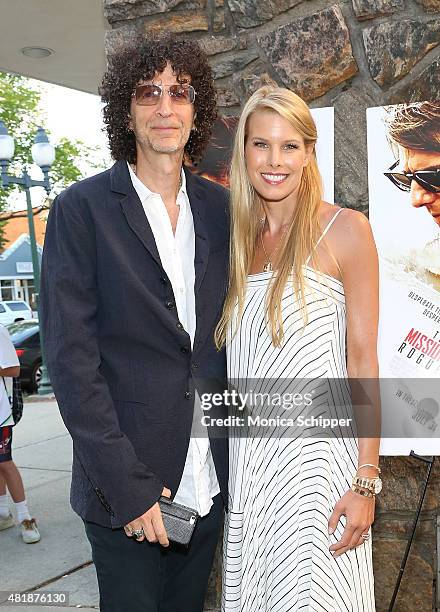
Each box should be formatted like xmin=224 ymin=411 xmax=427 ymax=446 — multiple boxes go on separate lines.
xmin=0 ymin=71 xmax=97 ymax=244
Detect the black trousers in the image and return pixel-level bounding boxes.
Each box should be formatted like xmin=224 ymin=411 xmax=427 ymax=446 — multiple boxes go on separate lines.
xmin=84 ymin=494 xmax=223 ymax=612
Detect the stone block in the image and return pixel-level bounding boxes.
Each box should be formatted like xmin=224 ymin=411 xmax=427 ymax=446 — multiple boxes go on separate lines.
xmin=363 ymin=19 xmax=440 ymax=87
xmin=415 ymin=0 xmax=440 ymax=11
xmin=105 ymin=23 xmax=140 ymax=57
xmin=390 ymin=58 xmax=440 ymax=103
xmin=333 ymin=86 xmax=376 ymax=212
xmin=213 ymin=6 xmax=225 ymax=31
xmin=143 ymin=11 xmax=210 ymax=33
xmin=230 ymin=59 xmax=278 ymax=102
xmin=375 ymin=456 xmax=440 ymax=513
xmin=105 ymin=13 xmax=210 ymax=46
xmin=352 ymin=0 xmax=403 ymax=20
xmin=103 ymin=0 xmax=206 ymax=23
xmin=211 ymin=50 xmax=260 ymax=79
xmin=258 ymin=5 xmax=358 ymax=101
xmin=197 ymin=35 xmax=246 ymax=56
xmin=216 ymin=87 xmax=241 ymax=108
xmin=212 ymin=0 xmax=225 ymax=31
xmin=241 ymin=71 xmax=277 ymax=96
xmin=228 ymin=0 xmax=304 ymax=28
xmin=372 ymin=539 xmax=434 ymax=611
xmin=373 ymin=513 xmax=435 ymax=539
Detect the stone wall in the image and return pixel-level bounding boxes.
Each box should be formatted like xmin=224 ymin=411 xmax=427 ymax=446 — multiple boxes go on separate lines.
xmin=103 ymin=1 xmax=440 ymax=609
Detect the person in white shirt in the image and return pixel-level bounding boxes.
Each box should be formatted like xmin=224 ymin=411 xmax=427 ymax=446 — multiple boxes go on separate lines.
xmin=0 ymin=324 xmax=40 ymax=543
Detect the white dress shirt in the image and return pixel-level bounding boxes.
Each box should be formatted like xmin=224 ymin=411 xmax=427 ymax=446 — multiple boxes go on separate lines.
xmin=127 ymin=163 xmax=220 ymax=516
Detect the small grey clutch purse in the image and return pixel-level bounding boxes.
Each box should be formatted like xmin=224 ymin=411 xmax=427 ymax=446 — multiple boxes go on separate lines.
xmin=159 ymin=496 xmax=199 ymax=547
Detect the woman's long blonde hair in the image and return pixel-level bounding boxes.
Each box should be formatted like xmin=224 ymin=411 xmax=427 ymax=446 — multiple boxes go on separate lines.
xmin=215 ymin=85 xmax=323 ymax=348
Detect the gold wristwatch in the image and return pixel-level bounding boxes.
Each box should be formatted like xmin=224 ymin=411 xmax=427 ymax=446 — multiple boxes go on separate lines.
xmin=352 ymin=475 xmax=382 ymax=495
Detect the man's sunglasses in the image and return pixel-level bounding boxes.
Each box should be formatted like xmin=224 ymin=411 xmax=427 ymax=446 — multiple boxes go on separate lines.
xmin=384 ymin=160 xmax=440 ymax=194
xmin=132 ymin=83 xmax=196 ymax=106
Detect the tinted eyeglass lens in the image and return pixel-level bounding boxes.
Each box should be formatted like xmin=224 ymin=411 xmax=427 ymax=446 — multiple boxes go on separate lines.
xmin=135 ymin=85 xmax=161 ymax=105
xmin=415 ymin=171 xmax=440 ymax=191
xmin=391 ymin=172 xmax=412 ymax=191
xmin=169 ymin=84 xmax=195 ymax=104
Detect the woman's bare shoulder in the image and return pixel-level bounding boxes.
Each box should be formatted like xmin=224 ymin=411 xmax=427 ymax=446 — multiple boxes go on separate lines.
xmin=319 ymin=204 xmax=375 ymax=265
xmin=334 ymin=209 xmax=377 ymax=273
xmin=324 ymin=205 xmax=371 ymax=238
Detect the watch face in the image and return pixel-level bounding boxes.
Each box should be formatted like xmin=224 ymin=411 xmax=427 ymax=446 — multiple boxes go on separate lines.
xmin=374 ymin=479 xmax=382 ymax=494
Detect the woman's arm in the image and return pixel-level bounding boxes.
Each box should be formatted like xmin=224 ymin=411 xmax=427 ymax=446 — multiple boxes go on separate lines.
xmin=327 ymin=208 xmax=381 ymax=557
xmin=343 ymin=209 xmax=380 ymax=473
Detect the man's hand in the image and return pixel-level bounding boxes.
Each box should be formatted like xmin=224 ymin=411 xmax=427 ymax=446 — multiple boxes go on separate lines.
xmin=124 ymin=487 xmax=171 ymax=546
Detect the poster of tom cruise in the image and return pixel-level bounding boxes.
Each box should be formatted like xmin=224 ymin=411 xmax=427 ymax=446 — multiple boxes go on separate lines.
xmin=368 ymin=101 xmax=440 ymax=455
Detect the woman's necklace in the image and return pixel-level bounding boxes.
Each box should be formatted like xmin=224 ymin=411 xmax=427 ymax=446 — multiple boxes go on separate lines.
xmin=260 ymin=218 xmax=289 ymax=273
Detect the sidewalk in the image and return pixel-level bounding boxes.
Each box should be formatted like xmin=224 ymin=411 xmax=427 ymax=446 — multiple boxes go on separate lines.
xmin=0 ymin=397 xmax=99 ymax=610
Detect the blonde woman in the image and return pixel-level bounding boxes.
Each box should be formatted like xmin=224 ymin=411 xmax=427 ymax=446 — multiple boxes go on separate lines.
xmin=216 ymin=86 xmax=380 ymax=611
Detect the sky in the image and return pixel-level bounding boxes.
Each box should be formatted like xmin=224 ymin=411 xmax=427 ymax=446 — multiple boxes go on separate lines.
xmin=39 ymin=81 xmax=110 ymax=170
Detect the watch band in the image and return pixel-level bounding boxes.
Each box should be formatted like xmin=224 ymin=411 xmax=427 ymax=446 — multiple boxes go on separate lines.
xmin=352 ymin=475 xmax=379 ymax=493
xmin=351 ymin=485 xmax=374 ymax=498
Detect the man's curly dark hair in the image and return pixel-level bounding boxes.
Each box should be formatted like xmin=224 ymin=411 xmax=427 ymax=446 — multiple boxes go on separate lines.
xmin=100 ymin=33 xmax=217 ymax=164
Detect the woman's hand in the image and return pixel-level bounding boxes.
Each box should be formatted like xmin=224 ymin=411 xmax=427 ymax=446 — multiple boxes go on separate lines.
xmin=328 ymin=489 xmax=375 ymax=558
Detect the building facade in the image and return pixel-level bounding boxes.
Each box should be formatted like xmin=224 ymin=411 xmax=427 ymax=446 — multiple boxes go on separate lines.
xmin=0 ymin=206 xmax=46 ymax=309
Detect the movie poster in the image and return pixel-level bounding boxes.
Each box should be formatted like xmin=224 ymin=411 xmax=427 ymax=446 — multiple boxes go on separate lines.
xmin=367 ymin=103 xmax=440 ymax=455
xmin=191 ymin=108 xmax=335 ymax=203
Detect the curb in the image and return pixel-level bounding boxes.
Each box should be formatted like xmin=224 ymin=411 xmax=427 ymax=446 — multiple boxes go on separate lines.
xmin=24 ymin=394 xmax=57 ymax=403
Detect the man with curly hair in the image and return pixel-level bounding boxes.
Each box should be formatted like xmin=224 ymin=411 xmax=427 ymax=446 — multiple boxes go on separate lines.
xmin=40 ymin=34 xmax=229 ymax=611
xmin=385 ymin=100 xmax=440 ymax=226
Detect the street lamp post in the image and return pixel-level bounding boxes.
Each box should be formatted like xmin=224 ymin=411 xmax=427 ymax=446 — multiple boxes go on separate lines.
xmin=0 ymin=120 xmax=55 ymax=395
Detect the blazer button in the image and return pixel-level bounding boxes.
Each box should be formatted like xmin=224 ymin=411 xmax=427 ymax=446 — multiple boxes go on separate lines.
xmin=160 ymin=276 xmax=167 ymax=284
xmin=181 ymin=346 xmax=190 ymax=354
xmin=165 ymin=300 xmax=175 ymax=309
xmin=185 ymin=391 xmax=193 ymax=400
xmin=191 ymin=362 xmax=199 ymax=370
xmin=176 ymin=322 xmax=184 ymax=331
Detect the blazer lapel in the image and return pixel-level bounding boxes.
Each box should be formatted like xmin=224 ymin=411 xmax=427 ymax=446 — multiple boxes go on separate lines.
xmin=111 ymin=160 xmax=163 ymax=270
xmin=119 ymin=192 xmax=163 ymax=270
xmin=185 ymin=168 xmax=210 ymax=294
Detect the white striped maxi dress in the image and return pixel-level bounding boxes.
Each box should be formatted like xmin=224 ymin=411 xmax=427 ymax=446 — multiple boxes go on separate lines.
xmin=222 ymin=212 xmax=376 ymax=611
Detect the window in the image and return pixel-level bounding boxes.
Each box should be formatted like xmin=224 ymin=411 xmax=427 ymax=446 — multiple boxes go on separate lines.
xmin=5 ymin=302 xmax=30 ymax=312
xmin=0 ymin=280 xmax=13 ymax=301
xmin=26 ymin=281 xmax=37 ymax=311
xmin=0 ymin=304 xmax=5 ymax=313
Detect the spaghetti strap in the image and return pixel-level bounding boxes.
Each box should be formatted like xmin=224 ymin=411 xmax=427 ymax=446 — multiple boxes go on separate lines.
xmin=306 ymin=207 xmax=343 ymax=264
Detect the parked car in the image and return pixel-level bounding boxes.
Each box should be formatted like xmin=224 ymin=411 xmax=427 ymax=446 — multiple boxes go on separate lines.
xmin=5 ymin=320 xmax=41 ymax=391
xmin=0 ymin=301 xmax=33 ymax=326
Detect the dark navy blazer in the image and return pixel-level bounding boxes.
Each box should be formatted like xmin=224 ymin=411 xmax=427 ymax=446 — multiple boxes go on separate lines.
xmin=40 ymin=160 xmax=229 ymax=529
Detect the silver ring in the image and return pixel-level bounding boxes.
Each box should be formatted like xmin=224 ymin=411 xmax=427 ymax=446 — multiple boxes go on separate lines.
xmin=131 ymin=528 xmax=144 ymax=540
xmin=361 ymin=533 xmax=370 ymax=540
